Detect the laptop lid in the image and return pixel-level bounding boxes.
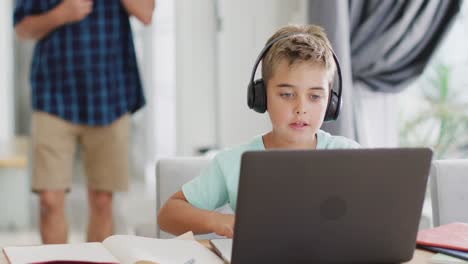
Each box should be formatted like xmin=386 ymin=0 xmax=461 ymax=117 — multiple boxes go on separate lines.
xmin=231 ymin=148 xmax=433 ymax=264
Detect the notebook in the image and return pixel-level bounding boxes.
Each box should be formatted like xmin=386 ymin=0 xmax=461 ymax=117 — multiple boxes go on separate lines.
xmin=417 ymin=223 xmax=468 ymax=252
xmin=210 ymin=239 xmax=232 ymax=263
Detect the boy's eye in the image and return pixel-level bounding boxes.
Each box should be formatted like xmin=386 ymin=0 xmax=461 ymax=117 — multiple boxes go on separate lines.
xmin=310 ymin=95 xmax=322 ymax=100
xmin=280 ymin=93 xmax=294 ymax=98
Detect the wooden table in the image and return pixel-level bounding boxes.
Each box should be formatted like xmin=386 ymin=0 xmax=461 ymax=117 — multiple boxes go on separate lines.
xmin=0 ymin=136 xmax=28 ymax=169
xmin=404 ymin=249 xmax=435 ymax=263
xmin=199 ymin=240 xmax=434 ymax=264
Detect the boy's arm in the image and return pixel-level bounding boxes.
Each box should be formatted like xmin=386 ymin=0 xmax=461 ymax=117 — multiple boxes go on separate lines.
xmin=158 ymin=190 xmax=235 ymax=238
xmin=120 ymin=0 xmax=155 ymax=25
xmin=15 ymin=0 xmax=92 ymax=41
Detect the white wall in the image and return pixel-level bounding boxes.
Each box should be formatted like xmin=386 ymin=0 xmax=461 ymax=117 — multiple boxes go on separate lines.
xmin=175 ymin=0 xmax=218 ymax=155
xmin=0 ymin=0 xmax=14 ymax=142
xmin=175 ymin=0 xmax=307 ymax=154
xmin=141 ymin=0 xmax=177 ymax=191
xmin=217 ymin=0 xmax=307 ymax=148
xmin=152 ymin=1 xmax=176 ymax=159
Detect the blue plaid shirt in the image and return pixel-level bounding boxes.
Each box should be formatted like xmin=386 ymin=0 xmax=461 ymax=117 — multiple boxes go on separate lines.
xmin=14 ymin=0 xmax=145 ymax=126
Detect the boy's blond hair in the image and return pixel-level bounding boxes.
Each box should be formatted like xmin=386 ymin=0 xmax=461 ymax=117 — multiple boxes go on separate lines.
xmin=262 ymin=24 xmax=337 ymax=86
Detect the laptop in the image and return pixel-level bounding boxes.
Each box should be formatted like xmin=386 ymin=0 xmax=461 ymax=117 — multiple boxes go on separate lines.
xmin=211 ymin=148 xmax=432 ymax=264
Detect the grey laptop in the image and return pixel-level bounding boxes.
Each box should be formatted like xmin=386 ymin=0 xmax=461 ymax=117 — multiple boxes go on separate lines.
xmin=229 ymin=148 xmax=432 ymax=264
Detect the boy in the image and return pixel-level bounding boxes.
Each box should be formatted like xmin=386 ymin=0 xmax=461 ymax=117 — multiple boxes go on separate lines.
xmin=157 ymin=24 xmax=359 ymax=238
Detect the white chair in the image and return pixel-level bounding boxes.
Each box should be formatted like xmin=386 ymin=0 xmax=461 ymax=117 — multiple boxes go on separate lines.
xmin=430 ymin=159 xmax=468 ymax=227
xmin=156 ymin=157 xmax=233 ymax=239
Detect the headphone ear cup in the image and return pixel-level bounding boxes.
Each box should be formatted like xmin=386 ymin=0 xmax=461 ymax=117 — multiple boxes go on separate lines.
xmin=247 ymin=82 xmax=255 ymax=109
xmin=324 ymin=90 xmax=340 ymax=122
xmin=252 ymin=79 xmax=267 ymax=113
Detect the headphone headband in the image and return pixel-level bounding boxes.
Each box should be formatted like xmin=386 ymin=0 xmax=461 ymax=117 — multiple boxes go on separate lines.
xmin=248 ymin=33 xmax=299 ymax=88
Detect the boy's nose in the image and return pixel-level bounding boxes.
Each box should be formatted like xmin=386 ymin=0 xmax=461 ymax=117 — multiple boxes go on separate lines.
xmin=295 ymin=100 xmax=307 ymax=114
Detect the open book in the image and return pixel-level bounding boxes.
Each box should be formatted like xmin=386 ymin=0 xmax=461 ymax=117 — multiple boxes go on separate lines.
xmin=3 ymin=233 xmax=224 ymax=264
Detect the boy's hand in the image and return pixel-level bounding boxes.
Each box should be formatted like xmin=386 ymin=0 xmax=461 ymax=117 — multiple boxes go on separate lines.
xmin=211 ymin=213 xmax=235 ymax=238
xmin=58 ymin=0 xmax=93 ymax=24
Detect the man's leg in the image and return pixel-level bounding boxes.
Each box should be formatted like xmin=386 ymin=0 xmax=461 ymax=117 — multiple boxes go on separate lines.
xmin=32 ymin=111 xmax=78 ymax=244
xmin=81 ymin=114 xmax=130 ymax=242
xmin=87 ymin=189 xmax=113 ymax=242
xmin=39 ymin=190 xmax=67 ymax=244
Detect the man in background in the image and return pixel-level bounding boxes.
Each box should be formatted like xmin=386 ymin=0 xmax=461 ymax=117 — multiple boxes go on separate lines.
xmin=13 ymin=0 xmax=155 ymax=243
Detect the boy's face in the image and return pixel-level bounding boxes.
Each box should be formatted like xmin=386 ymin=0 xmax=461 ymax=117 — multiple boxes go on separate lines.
xmin=266 ymin=59 xmax=330 ymax=144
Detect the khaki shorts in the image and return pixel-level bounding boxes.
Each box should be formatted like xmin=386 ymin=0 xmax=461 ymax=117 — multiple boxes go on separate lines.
xmin=31 ymin=111 xmax=130 ymax=192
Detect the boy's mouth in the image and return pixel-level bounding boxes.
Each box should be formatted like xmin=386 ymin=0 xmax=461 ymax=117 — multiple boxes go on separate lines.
xmin=289 ymin=121 xmax=309 ymax=129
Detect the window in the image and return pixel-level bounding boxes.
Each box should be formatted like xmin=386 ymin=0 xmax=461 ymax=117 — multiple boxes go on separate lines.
xmin=398 ymin=1 xmax=468 ymax=159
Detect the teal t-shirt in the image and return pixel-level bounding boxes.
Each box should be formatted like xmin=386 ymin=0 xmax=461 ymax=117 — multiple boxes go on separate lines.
xmin=182 ymin=129 xmax=360 ymax=211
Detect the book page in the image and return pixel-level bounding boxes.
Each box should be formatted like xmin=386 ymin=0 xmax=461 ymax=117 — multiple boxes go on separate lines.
xmin=4 ymin=243 xmax=119 ymax=264
xmin=103 ymin=235 xmax=223 ymax=264
xmin=210 ymin=239 xmax=232 ymax=263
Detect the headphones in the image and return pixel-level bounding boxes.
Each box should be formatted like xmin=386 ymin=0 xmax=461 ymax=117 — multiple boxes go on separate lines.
xmin=247 ymin=32 xmax=343 ymax=122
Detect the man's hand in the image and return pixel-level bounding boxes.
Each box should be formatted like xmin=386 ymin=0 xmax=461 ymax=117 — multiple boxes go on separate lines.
xmin=15 ymin=0 xmax=93 ymax=40
xmin=120 ymin=0 xmax=155 ymax=25
xmin=211 ymin=213 xmax=235 ymax=238
xmin=57 ymin=0 xmax=93 ymax=24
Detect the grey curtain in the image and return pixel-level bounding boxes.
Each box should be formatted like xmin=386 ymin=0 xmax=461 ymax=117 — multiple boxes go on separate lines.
xmin=309 ymin=0 xmax=461 ymax=140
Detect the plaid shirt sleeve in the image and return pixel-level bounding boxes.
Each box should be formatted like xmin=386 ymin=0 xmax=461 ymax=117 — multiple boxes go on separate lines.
xmin=13 ymin=0 xmax=42 ymax=26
